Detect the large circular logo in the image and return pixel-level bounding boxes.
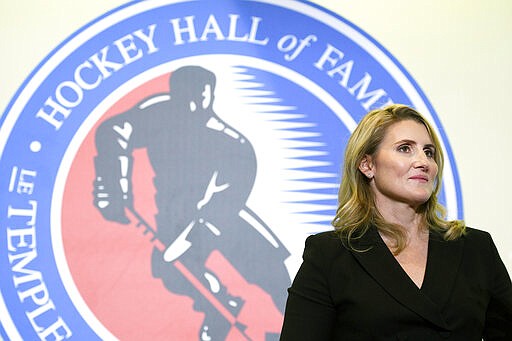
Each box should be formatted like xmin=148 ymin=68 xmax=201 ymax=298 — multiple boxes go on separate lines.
xmin=0 ymin=1 xmax=462 ymax=340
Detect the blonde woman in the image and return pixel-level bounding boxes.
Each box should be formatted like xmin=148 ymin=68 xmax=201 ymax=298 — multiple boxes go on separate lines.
xmin=280 ymin=104 xmax=512 ymax=340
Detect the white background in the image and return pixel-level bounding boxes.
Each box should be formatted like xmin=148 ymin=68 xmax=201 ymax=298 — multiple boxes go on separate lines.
xmin=1 ymin=0 xmax=511 ymax=274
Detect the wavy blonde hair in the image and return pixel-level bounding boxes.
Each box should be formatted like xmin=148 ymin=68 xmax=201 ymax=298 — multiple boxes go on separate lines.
xmin=332 ymin=104 xmax=465 ymax=253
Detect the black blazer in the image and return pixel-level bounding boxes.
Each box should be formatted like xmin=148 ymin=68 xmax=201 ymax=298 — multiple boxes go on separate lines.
xmin=280 ymin=227 xmax=512 ymax=340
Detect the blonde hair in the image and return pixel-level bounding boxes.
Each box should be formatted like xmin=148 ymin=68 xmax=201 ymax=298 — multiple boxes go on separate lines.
xmin=332 ymin=104 xmax=465 ymax=253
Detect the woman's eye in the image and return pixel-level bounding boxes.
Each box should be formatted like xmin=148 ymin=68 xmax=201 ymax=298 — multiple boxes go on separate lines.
xmin=424 ymin=148 xmax=435 ymax=158
xmin=397 ymin=145 xmax=411 ymax=153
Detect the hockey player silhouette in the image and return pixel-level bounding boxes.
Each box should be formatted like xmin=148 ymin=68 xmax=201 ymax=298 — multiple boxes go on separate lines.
xmin=93 ymin=65 xmax=290 ymax=340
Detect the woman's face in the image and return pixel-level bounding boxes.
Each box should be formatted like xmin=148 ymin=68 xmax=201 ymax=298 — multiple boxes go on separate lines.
xmin=360 ymin=119 xmax=438 ymax=210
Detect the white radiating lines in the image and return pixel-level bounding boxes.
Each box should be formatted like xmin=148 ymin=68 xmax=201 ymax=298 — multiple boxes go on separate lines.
xmin=221 ymin=66 xmax=338 ymax=234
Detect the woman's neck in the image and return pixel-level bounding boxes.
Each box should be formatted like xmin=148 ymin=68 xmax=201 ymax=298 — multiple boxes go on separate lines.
xmin=376 ymin=201 xmax=427 ymax=239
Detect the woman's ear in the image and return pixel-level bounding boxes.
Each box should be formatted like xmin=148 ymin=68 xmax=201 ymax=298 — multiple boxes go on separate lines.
xmin=359 ymin=155 xmax=374 ymax=179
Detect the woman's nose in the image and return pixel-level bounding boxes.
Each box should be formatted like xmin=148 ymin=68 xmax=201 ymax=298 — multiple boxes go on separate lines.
xmin=413 ymin=152 xmax=429 ymax=170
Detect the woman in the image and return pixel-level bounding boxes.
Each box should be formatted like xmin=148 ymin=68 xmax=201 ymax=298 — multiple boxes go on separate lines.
xmin=280 ymin=104 xmax=512 ymax=340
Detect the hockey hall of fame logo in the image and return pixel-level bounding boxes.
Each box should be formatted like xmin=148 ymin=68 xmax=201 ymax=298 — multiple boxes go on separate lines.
xmin=0 ymin=0 xmax=463 ymax=340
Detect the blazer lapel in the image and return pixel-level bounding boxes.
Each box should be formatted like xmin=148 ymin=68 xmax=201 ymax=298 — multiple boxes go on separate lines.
xmin=421 ymin=231 xmax=465 ymax=309
xmin=350 ymin=227 xmax=451 ymax=330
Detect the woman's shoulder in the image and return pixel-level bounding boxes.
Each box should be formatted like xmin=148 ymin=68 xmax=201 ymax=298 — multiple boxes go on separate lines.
xmin=462 ymin=226 xmax=493 ymax=244
xmin=305 ymin=230 xmax=343 ymax=248
xmin=457 ymin=226 xmax=501 ymax=259
xmin=302 ymin=230 xmax=350 ymax=260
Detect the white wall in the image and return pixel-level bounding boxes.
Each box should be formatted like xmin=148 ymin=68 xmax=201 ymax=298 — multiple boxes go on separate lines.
xmin=312 ymin=0 xmax=512 ymax=272
xmin=1 ymin=0 xmax=511 ymax=272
